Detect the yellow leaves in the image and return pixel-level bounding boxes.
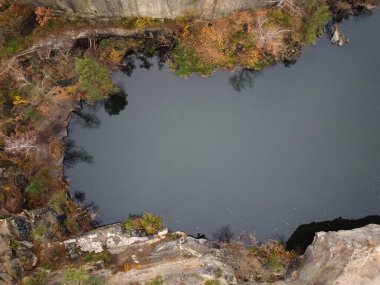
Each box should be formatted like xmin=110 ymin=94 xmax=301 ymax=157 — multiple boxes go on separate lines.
xmin=135 ymin=17 xmax=153 ymax=29
xmin=65 ymin=85 xmax=77 ymax=95
xmin=12 ymin=95 xmax=27 ymax=105
xmin=2 ymin=185 xmax=11 ymax=192
xmin=123 ymin=263 xmax=141 ymax=272
xmin=109 ymin=49 xmax=123 ymax=64
xmin=243 ymin=49 xmax=261 ymax=69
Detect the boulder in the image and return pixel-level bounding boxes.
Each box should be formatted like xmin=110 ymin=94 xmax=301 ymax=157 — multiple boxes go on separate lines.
xmin=15 ymin=247 xmax=37 ymax=271
xmin=277 ymin=224 xmax=380 ymax=285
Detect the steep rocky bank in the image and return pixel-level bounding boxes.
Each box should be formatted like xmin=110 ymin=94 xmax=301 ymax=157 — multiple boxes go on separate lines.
xmin=17 ymin=0 xmax=268 ymax=19
xmin=1 ymin=212 xmax=379 ymax=284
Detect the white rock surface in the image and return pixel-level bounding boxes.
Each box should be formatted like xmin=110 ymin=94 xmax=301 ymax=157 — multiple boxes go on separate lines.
xmin=277 ymin=224 xmax=380 ymax=285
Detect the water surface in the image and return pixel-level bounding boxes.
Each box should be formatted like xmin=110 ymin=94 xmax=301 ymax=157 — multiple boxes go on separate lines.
xmin=66 ymin=11 xmax=380 ymax=240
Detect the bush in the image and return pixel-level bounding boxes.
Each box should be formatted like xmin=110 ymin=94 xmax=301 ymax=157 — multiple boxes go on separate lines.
xmin=169 ymin=46 xmax=216 ymax=77
xmin=22 ymin=106 xmax=41 ymax=122
xmin=49 ymin=191 xmax=68 ymax=213
xmin=31 ymin=221 xmax=49 ymax=241
xmin=265 ymin=255 xmax=283 ymax=271
xmin=23 ymin=268 xmax=49 ymax=285
xmin=74 ymin=58 xmax=114 ymax=102
xmin=301 ymin=3 xmax=331 ymax=45
xmin=125 ymin=213 xmax=164 ymax=235
xmin=62 ymin=267 xmax=88 ymax=285
xmin=5 ymin=37 xmax=21 ymax=56
xmin=82 ymin=251 xmax=111 ymax=266
xmin=26 ymin=180 xmax=45 ymax=198
xmin=257 ymin=239 xmax=297 ymax=270
xmin=267 ymin=9 xmax=294 ymax=28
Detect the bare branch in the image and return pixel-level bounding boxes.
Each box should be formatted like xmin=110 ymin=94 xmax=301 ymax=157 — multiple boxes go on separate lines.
xmin=256 ymin=18 xmax=291 ymax=45
xmin=0 ymin=132 xmax=39 ymax=155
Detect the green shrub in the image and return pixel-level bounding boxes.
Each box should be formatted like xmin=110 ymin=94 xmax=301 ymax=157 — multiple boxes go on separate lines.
xmin=145 ymin=276 xmax=164 ymax=285
xmin=62 ymin=267 xmax=88 ymax=285
xmin=9 ymin=240 xmax=21 ymax=250
xmin=31 ymin=222 xmax=49 ymax=241
xmin=169 ymin=46 xmax=216 ymax=77
xmin=99 ymin=38 xmax=113 ymax=47
xmin=301 ymin=3 xmax=331 ymax=45
xmin=49 ymin=191 xmax=68 ymax=213
xmin=267 ymin=9 xmax=294 ymax=28
xmin=265 ymin=255 xmax=283 ymax=271
xmin=125 ymin=213 xmax=164 ymax=235
xmin=26 ymin=180 xmax=45 ymax=198
xmin=6 ymin=37 xmax=21 ymax=56
xmin=82 ymin=251 xmax=111 ymax=266
xmin=23 ymin=268 xmax=49 ymax=285
xmin=74 ymin=58 xmax=114 ymax=102
xmin=64 ymin=215 xmax=80 ymax=234
xmin=22 ymin=106 xmax=41 ymax=122
xmin=61 ymin=267 xmax=106 ymax=285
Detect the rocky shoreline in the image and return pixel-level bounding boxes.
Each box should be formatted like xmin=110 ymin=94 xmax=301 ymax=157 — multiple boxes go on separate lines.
xmin=1 ymin=210 xmax=379 ymax=284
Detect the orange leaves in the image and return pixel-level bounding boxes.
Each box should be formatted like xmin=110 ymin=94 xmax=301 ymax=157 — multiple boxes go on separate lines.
xmin=35 ymin=7 xmax=52 ymax=27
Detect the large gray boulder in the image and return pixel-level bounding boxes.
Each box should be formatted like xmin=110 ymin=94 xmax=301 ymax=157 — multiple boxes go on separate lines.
xmin=277 ymin=224 xmax=380 ymax=285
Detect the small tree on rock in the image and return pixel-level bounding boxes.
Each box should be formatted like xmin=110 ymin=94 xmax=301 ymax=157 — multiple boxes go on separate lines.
xmin=74 ymin=58 xmax=115 ymax=102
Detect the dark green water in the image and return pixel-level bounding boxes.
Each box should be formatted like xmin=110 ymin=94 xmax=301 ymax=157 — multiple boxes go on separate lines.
xmin=65 ymin=11 xmax=380 ymax=240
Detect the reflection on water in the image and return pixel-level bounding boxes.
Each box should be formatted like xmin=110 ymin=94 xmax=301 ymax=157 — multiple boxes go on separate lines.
xmin=64 ymin=139 xmax=94 ymax=168
xmin=72 ymin=109 xmax=101 ymax=129
xmin=229 ymin=69 xmax=261 ymax=92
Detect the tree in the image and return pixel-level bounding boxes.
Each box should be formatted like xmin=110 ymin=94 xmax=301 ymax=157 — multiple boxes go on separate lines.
xmin=74 ymin=58 xmax=114 ymax=102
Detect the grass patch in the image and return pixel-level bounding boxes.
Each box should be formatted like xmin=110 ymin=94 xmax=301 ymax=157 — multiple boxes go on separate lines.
xmin=145 ymin=276 xmax=164 ymax=285
xmin=5 ymin=37 xmax=21 ymax=56
xmin=204 ymin=280 xmax=220 ymax=285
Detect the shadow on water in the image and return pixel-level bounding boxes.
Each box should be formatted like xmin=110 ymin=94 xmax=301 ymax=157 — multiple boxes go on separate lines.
xmin=64 ymin=139 xmax=94 ymax=168
xmin=119 ymin=36 xmax=175 ymax=76
xmin=286 ymin=215 xmax=380 ymax=254
xmin=103 ymin=91 xmax=128 ymax=116
xmin=229 ymin=69 xmax=261 ymax=92
xmin=72 ymin=109 xmax=101 ymax=129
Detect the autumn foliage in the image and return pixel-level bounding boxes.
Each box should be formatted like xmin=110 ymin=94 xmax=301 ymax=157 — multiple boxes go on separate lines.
xmin=35 ymin=7 xmax=52 ymax=27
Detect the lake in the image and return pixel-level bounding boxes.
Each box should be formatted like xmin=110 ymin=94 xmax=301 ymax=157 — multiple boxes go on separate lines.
xmin=65 ymin=10 xmax=380 ymax=240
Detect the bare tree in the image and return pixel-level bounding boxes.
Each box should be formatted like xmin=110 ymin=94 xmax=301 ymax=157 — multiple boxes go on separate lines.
xmin=256 ymin=18 xmax=291 ymax=45
xmin=0 ymin=132 xmax=39 ymax=155
xmin=213 ymin=225 xmax=235 ymax=243
xmin=266 ymin=0 xmax=308 ymax=16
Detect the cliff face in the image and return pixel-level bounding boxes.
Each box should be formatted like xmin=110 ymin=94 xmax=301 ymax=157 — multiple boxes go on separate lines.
xmin=20 ymin=0 xmax=268 ymax=19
